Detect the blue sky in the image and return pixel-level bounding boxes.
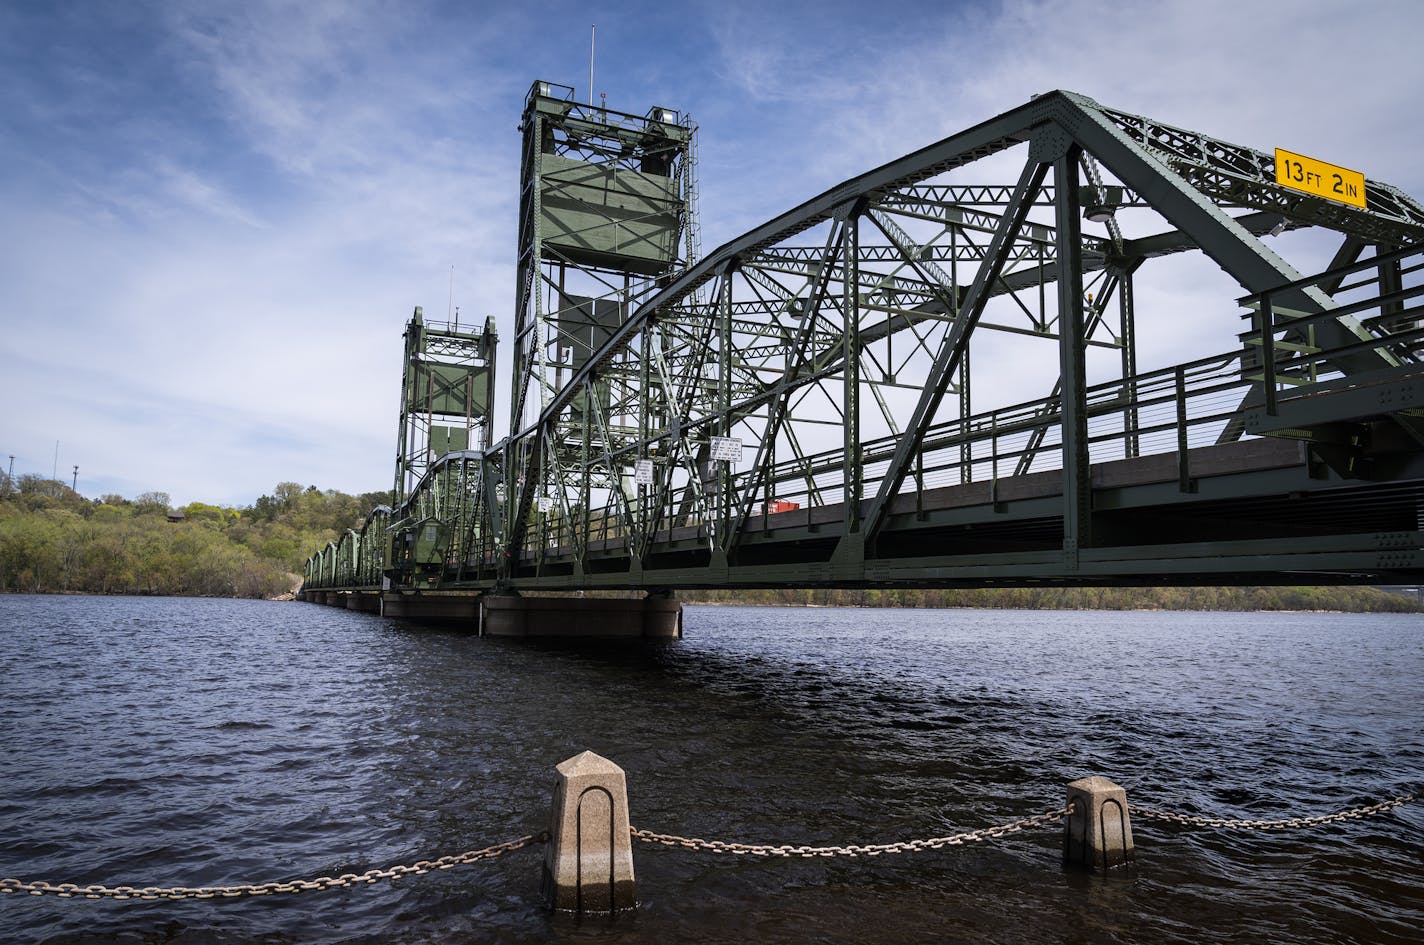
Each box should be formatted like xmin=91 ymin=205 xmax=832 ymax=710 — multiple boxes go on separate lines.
xmin=2 ymin=0 xmax=1422 ymax=507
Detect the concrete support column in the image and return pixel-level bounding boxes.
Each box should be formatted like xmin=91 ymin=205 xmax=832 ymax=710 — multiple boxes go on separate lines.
xmin=643 ymin=595 xmax=683 ymax=639
xmin=344 ymin=592 xmax=380 ymax=613
xmin=543 ymin=751 xmax=636 ymax=915
xmin=379 ymin=592 xmax=478 ymax=626
xmin=482 ymin=595 xmax=682 ymax=638
xmin=1064 ymin=776 xmax=1134 ymax=869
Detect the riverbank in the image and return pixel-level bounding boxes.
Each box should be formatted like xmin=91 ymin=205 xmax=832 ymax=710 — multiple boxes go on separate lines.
xmin=678 ymin=584 xmax=1424 ymax=613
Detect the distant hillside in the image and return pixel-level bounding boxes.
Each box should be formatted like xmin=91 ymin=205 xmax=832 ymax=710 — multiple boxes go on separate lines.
xmin=0 ymin=475 xmax=388 ymax=598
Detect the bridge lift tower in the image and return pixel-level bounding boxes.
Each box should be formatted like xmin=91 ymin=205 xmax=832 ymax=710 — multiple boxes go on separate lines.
xmin=392 ymin=306 xmax=498 ymax=508
xmin=506 ymin=80 xmax=699 ymax=551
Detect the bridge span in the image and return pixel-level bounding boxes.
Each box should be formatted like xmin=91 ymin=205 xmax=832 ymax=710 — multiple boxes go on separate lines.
xmin=302 ymin=81 xmax=1424 ymax=633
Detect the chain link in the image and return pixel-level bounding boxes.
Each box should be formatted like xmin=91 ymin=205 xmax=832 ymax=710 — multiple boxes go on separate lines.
xmin=1131 ymin=792 xmax=1417 ymax=831
xmin=5 ymin=790 xmax=1416 ymax=898
xmin=630 ymin=807 xmax=1071 ymax=858
xmin=0 ymin=834 xmax=544 ymax=900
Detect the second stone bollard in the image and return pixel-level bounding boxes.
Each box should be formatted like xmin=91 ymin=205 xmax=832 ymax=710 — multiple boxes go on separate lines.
xmin=1064 ymin=776 xmax=1135 ymax=870
xmin=542 ymin=751 xmax=636 ymax=915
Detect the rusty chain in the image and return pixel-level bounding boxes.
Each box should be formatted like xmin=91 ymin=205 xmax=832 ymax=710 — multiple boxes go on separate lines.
xmin=1131 ymin=791 xmax=1418 ymax=831
xmin=0 ymin=834 xmax=544 ymax=900
xmin=630 ymin=806 xmax=1071 ymax=857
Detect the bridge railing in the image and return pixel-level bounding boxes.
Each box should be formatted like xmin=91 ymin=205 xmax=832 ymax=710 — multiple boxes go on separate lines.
xmin=716 ymin=350 xmax=1251 ymax=517
xmin=501 ymin=351 xmax=1256 ymax=561
xmin=1243 ymin=242 xmax=1424 ymax=419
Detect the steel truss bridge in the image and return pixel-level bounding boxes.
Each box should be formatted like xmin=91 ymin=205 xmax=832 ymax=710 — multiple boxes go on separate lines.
xmin=304 ymin=85 xmax=1424 ymax=601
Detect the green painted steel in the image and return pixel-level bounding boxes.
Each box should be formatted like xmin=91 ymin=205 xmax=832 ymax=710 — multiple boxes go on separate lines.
xmin=302 ymin=86 xmax=1424 ymax=596
xmin=539 ymin=153 xmax=684 ymax=274
xmin=392 ymin=305 xmax=498 ymax=509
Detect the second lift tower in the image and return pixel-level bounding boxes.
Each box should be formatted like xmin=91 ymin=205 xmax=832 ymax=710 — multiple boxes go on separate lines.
xmin=508 ymin=80 xmax=698 ymax=481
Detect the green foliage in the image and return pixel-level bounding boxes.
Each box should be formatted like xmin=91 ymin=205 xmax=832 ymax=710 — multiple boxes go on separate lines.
xmin=0 ymin=482 xmax=380 ymax=599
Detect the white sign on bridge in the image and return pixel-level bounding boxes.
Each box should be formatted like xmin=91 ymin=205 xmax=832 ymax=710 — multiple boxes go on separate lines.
xmin=710 ymin=436 xmax=742 ymax=463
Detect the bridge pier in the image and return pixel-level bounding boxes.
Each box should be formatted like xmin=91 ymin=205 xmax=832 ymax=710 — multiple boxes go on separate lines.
xmin=481 ymin=595 xmax=682 ymax=639
xmin=345 ymin=591 xmax=380 ymax=613
xmin=380 ymin=591 xmax=480 ymax=626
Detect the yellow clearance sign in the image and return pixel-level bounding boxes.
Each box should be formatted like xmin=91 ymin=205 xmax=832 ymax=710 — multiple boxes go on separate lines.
xmin=1274 ymin=148 xmax=1367 ymax=209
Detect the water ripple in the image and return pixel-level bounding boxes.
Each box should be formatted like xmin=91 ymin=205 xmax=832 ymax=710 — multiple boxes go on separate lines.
xmin=0 ymin=596 xmax=1420 ymax=944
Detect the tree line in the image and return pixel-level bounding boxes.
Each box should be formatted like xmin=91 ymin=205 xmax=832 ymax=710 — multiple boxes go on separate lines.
xmin=680 ymin=585 xmax=1423 ymax=613
xmin=0 ymin=474 xmax=388 ymax=598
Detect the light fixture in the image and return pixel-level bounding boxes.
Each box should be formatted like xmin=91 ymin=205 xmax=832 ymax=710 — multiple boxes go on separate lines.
xmin=1268 ymin=218 xmax=1289 ymax=237
xmin=1084 ymin=204 xmax=1116 ymax=224
xmin=1080 ymin=184 xmax=1123 ymax=224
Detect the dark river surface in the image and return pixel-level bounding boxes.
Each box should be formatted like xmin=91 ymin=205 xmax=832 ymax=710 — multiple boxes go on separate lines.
xmin=1 ymin=595 xmax=1421 ymax=944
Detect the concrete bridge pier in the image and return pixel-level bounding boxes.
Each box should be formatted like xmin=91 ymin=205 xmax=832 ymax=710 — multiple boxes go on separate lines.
xmin=379 ymin=591 xmax=480 ymax=626
xmin=481 ymin=594 xmax=682 ymax=639
xmin=345 ymin=591 xmax=380 ymax=613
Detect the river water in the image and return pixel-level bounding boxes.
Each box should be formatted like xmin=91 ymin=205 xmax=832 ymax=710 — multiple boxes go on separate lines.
xmin=1 ymin=595 xmax=1420 ymax=944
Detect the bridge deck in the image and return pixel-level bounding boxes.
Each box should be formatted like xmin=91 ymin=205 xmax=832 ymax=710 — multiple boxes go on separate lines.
xmin=494 ymin=436 xmax=1422 ymax=590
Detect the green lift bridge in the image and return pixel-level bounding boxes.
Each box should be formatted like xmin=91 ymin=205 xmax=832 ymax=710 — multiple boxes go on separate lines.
xmin=304 ymin=81 xmax=1424 ymax=611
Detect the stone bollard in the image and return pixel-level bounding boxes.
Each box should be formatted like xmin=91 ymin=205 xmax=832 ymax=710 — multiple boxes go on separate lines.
xmin=1064 ymin=776 xmax=1135 ymax=870
xmin=542 ymin=751 xmax=636 ymax=915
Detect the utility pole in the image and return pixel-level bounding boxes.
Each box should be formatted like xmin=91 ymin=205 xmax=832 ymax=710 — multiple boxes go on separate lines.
xmin=72 ymin=465 xmax=79 ymax=492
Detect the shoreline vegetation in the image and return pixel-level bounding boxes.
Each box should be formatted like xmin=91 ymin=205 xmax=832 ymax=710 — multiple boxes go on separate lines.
xmin=0 ymin=476 xmax=385 ymax=600
xmin=677 ymin=587 xmax=1422 ymax=613
xmin=1 ymin=476 xmax=1419 ymax=613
